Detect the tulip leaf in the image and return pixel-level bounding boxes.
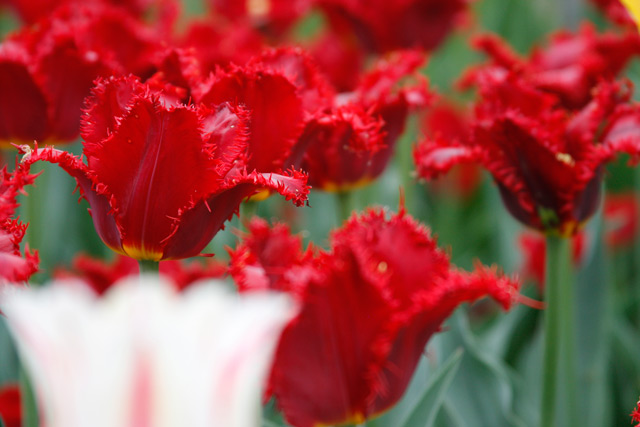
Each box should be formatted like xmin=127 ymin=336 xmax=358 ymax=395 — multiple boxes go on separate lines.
xmin=397 ymin=348 xmax=464 ymax=427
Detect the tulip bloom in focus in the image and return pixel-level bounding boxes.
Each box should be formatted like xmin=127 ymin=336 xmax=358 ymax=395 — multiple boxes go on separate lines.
xmin=19 ymin=75 xmax=308 ymax=261
xmin=230 ymin=209 xmax=519 ymax=427
xmin=0 ymin=276 xmax=296 ymax=427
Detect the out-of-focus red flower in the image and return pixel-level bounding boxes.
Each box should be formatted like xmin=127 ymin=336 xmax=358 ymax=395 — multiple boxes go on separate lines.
xmin=0 ymin=384 xmax=21 ymax=427
xmin=0 ymin=3 xmax=162 ymax=146
xmin=2 ymin=0 xmax=178 ymax=26
xmin=416 ymin=71 xmax=640 ymax=235
xmin=18 ymin=75 xmax=309 ymax=261
xmin=632 ymin=398 xmax=640 ymax=426
xmin=0 ymin=165 xmax=38 ymax=284
xmin=309 ymin=31 xmax=366 ymax=92
xmin=604 ymin=193 xmax=639 ymax=248
xmin=591 ymin=0 xmax=637 ymax=28
xmin=208 ymin=0 xmax=312 ymax=37
xmin=54 ymin=254 xmax=227 ymax=293
xmin=230 ymin=209 xmax=519 ymax=427
xmin=180 ymin=20 xmax=266 ymax=75
xmin=299 ymin=50 xmax=431 ymax=192
xmin=519 ymin=231 xmax=586 ymax=289
xmin=317 ymin=0 xmax=469 ymax=54
xmin=465 ymin=25 xmax=640 ymax=109
xmin=415 ymin=100 xmax=482 ymax=198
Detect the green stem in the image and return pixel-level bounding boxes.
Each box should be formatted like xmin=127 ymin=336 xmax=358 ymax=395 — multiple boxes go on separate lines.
xmin=241 ymin=200 xmax=259 ymax=223
xmin=19 ymin=364 xmax=38 ymax=427
xmin=138 ymin=259 xmax=160 ymax=274
xmin=336 ymin=191 xmax=354 ymax=224
xmin=541 ymin=234 xmax=576 ymax=427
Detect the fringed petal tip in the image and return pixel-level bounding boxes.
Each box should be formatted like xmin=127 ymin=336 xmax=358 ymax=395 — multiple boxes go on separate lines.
xmin=225 ymin=168 xmax=310 ymax=207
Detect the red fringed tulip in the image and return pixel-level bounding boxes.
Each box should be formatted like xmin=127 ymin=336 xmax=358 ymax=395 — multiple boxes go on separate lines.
xmin=54 ymin=254 xmax=227 ymax=294
xmin=317 ymin=0 xmax=469 ymax=54
xmin=465 ymin=25 xmax=640 ymax=109
xmin=0 ymin=166 xmax=38 ymax=284
xmin=416 ymin=73 xmax=640 ymax=235
xmin=19 ymin=75 xmax=308 ymax=261
xmin=230 ymin=210 xmax=519 ymax=427
xmin=0 ymin=3 xmax=162 ymax=145
xmin=0 ymin=384 xmax=20 ymax=427
xmin=299 ymin=50 xmax=431 ymax=191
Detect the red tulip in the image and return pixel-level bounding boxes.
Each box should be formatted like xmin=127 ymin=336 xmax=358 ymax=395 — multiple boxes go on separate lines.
xmin=230 ymin=209 xmax=519 ymax=427
xmin=19 ymin=75 xmax=308 ymax=261
xmin=416 ymin=72 xmax=640 ymax=235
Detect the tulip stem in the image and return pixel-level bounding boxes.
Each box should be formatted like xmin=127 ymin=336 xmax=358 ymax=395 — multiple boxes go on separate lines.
xmin=139 ymin=260 xmax=160 ymax=274
xmin=241 ymin=200 xmax=259 ymax=223
xmin=336 ymin=191 xmax=354 ymax=223
xmin=540 ymin=234 xmax=577 ymax=427
xmin=19 ymin=364 xmax=38 ymax=427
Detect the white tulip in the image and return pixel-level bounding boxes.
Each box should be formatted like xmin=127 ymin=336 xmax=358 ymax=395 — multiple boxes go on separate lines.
xmin=0 ymin=276 xmax=295 ymax=427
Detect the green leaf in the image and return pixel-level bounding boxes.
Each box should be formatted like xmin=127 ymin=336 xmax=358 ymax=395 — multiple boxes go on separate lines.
xmin=398 ymin=348 xmax=464 ymax=427
xmin=437 ymin=310 xmax=526 ymax=427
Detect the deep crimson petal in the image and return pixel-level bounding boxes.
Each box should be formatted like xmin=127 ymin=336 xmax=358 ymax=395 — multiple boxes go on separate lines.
xmin=0 ymin=45 xmax=48 ymax=144
xmin=196 ymin=66 xmax=305 ymax=172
